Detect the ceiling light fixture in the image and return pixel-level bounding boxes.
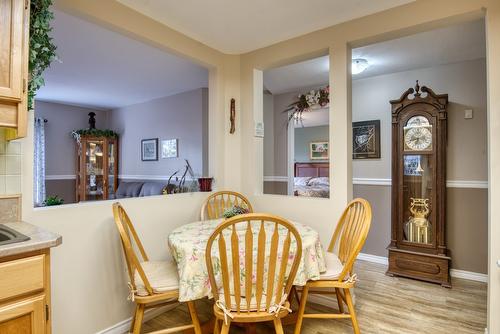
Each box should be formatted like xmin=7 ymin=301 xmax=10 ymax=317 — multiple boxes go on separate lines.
xmin=352 ymin=58 xmax=369 ymax=75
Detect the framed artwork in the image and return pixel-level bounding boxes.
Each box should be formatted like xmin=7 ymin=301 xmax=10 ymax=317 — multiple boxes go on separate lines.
xmin=141 ymin=138 xmax=158 ymax=161
xmin=352 ymin=120 xmax=381 ymax=159
xmin=161 ymin=139 xmax=178 ymax=159
xmin=310 ymin=141 xmax=329 ymax=160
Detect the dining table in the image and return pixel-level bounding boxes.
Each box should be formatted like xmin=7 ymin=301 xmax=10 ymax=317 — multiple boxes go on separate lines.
xmin=168 ymin=218 xmax=328 ymax=333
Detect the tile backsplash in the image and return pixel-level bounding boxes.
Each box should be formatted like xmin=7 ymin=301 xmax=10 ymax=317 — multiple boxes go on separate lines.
xmin=0 ymin=130 xmax=22 ymax=195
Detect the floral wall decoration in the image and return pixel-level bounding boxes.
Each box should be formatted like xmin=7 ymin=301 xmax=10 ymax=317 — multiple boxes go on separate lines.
xmin=283 ymin=86 xmax=329 ymax=123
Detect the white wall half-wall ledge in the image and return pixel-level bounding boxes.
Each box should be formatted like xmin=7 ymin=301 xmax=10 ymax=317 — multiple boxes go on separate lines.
xmin=263 ymin=176 xmax=488 ymax=189
xmin=357 ymin=253 xmax=488 ymax=283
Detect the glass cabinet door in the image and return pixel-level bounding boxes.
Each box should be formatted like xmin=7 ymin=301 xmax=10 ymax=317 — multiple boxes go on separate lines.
xmin=402 ymin=154 xmax=434 ymax=245
xmin=107 ymin=140 xmax=117 ymax=199
xmin=85 ymin=140 xmax=105 ymax=201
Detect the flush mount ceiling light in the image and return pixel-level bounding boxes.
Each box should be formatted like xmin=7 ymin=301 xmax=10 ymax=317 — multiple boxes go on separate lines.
xmin=352 ymin=58 xmax=369 ymax=75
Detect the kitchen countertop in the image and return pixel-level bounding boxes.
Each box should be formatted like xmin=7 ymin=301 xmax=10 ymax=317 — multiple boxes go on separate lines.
xmin=0 ymin=222 xmax=62 ymax=258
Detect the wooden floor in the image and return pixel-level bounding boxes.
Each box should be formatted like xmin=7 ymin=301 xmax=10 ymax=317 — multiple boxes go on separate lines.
xmin=144 ymin=260 xmax=487 ymax=334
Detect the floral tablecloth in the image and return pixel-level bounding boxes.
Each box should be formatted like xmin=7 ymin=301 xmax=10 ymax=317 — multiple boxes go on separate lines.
xmin=168 ymin=219 xmax=326 ymax=302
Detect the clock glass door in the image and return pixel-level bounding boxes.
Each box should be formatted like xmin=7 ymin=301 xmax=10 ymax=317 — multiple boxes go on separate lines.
xmin=402 ymin=154 xmax=434 ymax=245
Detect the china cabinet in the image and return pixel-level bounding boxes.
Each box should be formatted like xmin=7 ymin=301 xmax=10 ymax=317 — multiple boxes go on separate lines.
xmin=387 ymin=81 xmax=451 ymax=287
xmin=76 ymin=136 xmax=118 ymax=202
xmin=0 ymin=0 xmax=30 ymax=139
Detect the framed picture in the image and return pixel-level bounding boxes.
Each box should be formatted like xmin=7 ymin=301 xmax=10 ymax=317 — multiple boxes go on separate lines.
xmin=141 ymin=138 xmax=158 ymax=161
xmin=310 ymin=141 xmax=329 ymax=160
xmin=161 ymin=139 xmax=178 ymax=159
xmin=352 ymin=120 xmax=381 ymax=159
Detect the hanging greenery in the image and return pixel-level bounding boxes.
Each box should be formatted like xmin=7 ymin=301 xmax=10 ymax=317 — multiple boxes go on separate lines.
xmin=28 ymin=0 xmax=58 ymax=111
xmin=71 ymin=129 xmax=119 ymax=140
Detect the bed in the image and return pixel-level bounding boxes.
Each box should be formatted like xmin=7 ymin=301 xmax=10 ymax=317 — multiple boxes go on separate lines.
xmin=294 ymin=162 xmax=330 ymax=198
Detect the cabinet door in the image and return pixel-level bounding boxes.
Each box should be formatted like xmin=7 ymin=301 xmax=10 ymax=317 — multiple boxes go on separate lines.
xmin=0 ymin=0 xmax=25 ymax=101
xmin=0 ymin=295 xmax=46 ymax=334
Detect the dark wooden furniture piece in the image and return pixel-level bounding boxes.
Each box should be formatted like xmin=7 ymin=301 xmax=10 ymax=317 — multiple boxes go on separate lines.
xmin=294 ymin=162 xmax=329 ymax=178
xmin=76 ymin=135 xmax=118 ymax=202
xmin=387 ymin=81 xmax=451 ymax=287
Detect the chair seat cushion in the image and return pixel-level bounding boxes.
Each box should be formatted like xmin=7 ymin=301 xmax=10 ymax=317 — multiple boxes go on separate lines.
xmin=319 ymin=252 xmax=344 ymax=280
xmin=134 ymin=260 xmax=179 ymax=296
xmin=218 ymin=293 xmax=269 ymax=312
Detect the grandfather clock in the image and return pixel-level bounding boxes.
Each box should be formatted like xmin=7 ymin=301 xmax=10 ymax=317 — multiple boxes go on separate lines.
xmin=387 ymin=81 xmax=451 ymax=287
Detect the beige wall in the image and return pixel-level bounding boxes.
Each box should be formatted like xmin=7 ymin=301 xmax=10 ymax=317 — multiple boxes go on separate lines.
xmin=7 ymin=0 xmax=500 ymax=332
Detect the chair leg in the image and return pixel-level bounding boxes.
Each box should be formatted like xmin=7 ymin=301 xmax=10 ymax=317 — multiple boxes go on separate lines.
xmin=129 ymin=305 xmax=138 ymax=333
xmin=294 ymin=285 xmax=309 ymax=334
xmin=345 ymin=288 xmax=360 ymax=334
xmin=220 ymin=321 xmax=231 ymax=334
xmin=132 ymin=304 xmax=145 ymax=334
xmin=335 ymin=288 xmax=345 ymax=314
xmin=187 ymin=301 xmax=202 ymax=334
xmin=273 ymin=318 xmax=284 ymax=334
xmin=294 ymin=286 xmax=301 ymax=305
xmin=214 ymin=319 xmax=221 ymax=334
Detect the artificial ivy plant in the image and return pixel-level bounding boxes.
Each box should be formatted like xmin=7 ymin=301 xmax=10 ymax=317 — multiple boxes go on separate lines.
xmin=28 ymin=0 xmax=58 ymax=111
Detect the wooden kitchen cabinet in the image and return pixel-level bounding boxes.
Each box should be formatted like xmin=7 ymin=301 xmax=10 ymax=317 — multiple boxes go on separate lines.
xmin=0 ymin=0 xmax=30 ymax=139
xmin=0 ymin=295 xmax=45 ymax=334
xmin=0 ymin=251 xmax=53 ymax=334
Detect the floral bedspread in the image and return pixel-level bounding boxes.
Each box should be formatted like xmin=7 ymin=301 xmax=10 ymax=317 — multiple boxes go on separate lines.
xmin=168 ymin=219 xmax=326 ymax=302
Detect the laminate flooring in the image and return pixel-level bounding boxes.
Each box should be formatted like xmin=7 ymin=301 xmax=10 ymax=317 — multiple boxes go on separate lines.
xmin=144 ymin=260 xmax=487 ymax=334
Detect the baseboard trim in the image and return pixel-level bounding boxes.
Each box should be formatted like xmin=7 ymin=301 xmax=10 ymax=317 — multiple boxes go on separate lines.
xmin=357 ymin=253 xmax=488 ymax=283
xmin=96 ymin=304 xmax=178 ymax=334
xmin=450 ymin=269 xmax=488 ymax=283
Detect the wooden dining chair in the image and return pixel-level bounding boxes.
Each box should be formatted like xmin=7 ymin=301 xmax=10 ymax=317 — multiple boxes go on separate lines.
xmin=200 ymin=190 xmax=253 ymax=220
xmin=205 ymin=213 xmax=303 ymax=334
xmin=294 ymin=198 xmax=372 ymax=334
xmin=112 ymin=203 xmax=202 ymax=334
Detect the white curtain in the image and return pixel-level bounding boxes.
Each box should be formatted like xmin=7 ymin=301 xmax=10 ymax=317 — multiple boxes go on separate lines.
xmin=34 ymin=118 xmax=46 ymax=206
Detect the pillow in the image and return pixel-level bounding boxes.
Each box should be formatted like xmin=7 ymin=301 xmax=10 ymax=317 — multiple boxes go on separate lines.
xmin=307 ymin=177 xmax=329 ymax=186
xmin=294 ymin=177 xmax=312 ymax=187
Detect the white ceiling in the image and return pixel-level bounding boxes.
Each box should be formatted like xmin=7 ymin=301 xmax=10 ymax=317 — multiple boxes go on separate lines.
xmin=36 ymin=10 xmax=208 ymax=110
xmin=116 ymin=0 xmax=414 ymax=54
xmin=264 ymin=19 xmax=485 ymax=95
xmin=293 ymin=107 xmax=329 ymax=128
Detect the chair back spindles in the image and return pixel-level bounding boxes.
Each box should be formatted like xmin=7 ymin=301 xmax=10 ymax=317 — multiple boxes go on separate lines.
xmin=113 ymin=203 xmax=155 ymax=296
xmin=206 ymin=213 xmax=302 ymax=314
xmin=244 ymin=221 xmax=253 ymax=312
xmin=201 ymin=191 xmax=253 ymax=220
xmin=327 ymin=198 xmax=372 ymax=281
xmin=255 ymin=220 xmax=266 ymax=311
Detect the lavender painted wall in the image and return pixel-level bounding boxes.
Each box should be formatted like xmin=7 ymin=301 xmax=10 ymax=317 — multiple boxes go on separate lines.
xmin=35 ymin=88 xmax=208 ymax=204
xmin=107 ymin=88 xmax=208 ymax=179
xmin=35 ymin=101 xmax=109 ymax=176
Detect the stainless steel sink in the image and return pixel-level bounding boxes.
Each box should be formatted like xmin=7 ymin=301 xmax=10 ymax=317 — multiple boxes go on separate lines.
xmin=0 ymin=225 xmax=30 ymax=246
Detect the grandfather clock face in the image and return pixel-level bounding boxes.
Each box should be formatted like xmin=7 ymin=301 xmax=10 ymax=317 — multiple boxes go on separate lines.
xmin=404 ymin=116 xmax=432 ymax=152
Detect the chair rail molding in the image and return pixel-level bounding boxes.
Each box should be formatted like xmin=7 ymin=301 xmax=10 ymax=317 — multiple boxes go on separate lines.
xmin=45 ymin=175 xmax=77 ymax=180
xmin=264 ymin=176 xmax=488 ymax=189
